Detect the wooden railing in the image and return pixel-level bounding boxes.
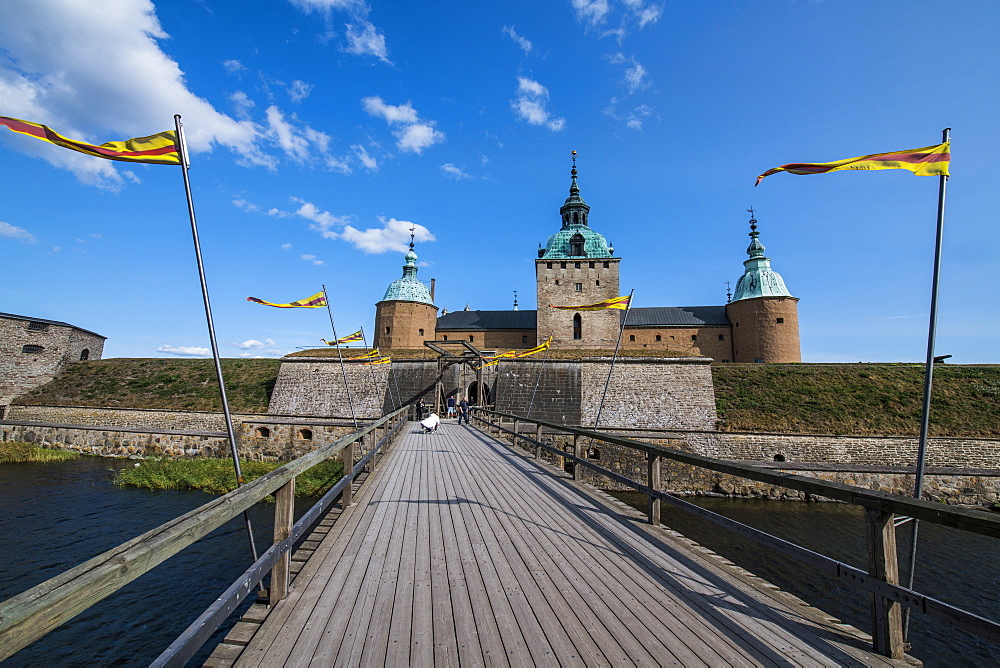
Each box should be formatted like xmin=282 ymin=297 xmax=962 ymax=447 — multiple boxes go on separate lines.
xmin=0 ymin=406 xmax=409 ymax=665
xmin=471 ymin=407 xmax=1000 ymax=659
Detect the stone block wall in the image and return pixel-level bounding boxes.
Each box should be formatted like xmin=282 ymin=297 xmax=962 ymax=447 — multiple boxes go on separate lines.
xmin=267 ymin=358 xmax=391 ymax=418
xmin=436 ymin=329 xmax=536 ymax=350
xmin=727 ymin=296 xmax=801 ymax=363
xmin=491 ymin=360 xmax=582 ymax=425
xmin=535 ymin=258 xmax=621 ymax=348
xmin=622 ymin=326 xmax=733 ymax=362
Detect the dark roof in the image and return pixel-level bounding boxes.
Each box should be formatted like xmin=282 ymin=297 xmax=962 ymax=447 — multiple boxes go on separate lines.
xmin=0 ymin=312 xmax=106 ymax=339
xmin=624 ymin=306 xmax=730 ymax=327
xmin=437 ymin=310 xmax=537 ymax=331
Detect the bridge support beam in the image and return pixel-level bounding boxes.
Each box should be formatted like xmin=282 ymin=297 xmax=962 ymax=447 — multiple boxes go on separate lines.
xmin=341 ymin=439 xmax=356 ymax=507
xmin=270 ymin=477 xmax=295 ymax=602
xmin=865 ymin=508 xmax=904 ymax=658
xmin=647 ymin=453 xmax=661 ymax=526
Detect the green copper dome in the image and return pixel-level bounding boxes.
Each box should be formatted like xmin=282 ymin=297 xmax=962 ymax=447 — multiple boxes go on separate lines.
xmin=731 ymin=215 xmax=792 ymax=301
xmin=381 ymin=242 xmax=434 ymax=305
xmin=538 ymin=154 xmax=614 ymax=259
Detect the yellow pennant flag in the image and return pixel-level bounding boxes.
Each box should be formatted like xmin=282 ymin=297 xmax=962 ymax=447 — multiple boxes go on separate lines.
xmin=0 ymin=116 xmax=181 ymax=165
xmin=756 ymin=142 xmax=950 ymax=186
xmin=246 ymin=292 xmax=327 ymax=308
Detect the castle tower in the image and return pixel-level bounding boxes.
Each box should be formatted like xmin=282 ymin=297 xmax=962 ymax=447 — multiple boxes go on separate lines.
xmin=374 ymin=232 xmax=438 ymax=349
xmin=535 ymin=153 xmax=621 ymax=348
xmin=726 ymin=212 xmax=801 ymax=363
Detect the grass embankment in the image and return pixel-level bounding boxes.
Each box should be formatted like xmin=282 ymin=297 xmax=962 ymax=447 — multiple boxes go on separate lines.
xmin=713 ymin=364 xmax=1000 ymax=437
xmin=114 ymin=458 xmax=344 ymax=496
xmin=14 ymin=358 xmax=281 ymax=412
xmin=0 ymin=442 xmax=80 ymax=463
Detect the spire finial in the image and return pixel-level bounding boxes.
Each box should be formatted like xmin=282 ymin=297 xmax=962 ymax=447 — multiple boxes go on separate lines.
xmin=725 ymin=280 xmax=732 ymax=304
xmin=513 ymin=290 xmax=519 ymax=310
xmin=409 ymin=225 xmax=416 ymax=250
xmin=746 ymin=207 xmax=758 ymax=237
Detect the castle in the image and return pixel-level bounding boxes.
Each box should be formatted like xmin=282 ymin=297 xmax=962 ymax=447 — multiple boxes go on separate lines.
xmin=373 ymin=156 xmax=801 ymax=363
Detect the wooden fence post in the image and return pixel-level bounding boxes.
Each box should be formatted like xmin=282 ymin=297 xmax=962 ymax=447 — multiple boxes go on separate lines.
xmin=865 ymin=507 xmax=904 ymax=658
xmin=534 ymin=424 xmax=541 ymax=458
xmin=647 ymin=451 xmax=661 ymax=526
xmin=572 ymin=434 xmax=581 ymax=480
xmin=341 ymin=439 xmax=356 ymax=507
xmin=270 ymin=477 xmax=295 ymax=602
xmin=512 ymin=419 xmax=519 ymax=448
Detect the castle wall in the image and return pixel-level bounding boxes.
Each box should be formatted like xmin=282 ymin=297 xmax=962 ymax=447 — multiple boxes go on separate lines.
xmin=727 ymin=296 xmax=801 ymax=363
xmin=535 ymin=258 xmax=621 ymax=348
xmin=374 ymin=300 xmax=437 ymax=349
xmin=267 ymin=358 xmax=390 ymax=418
xmin=0 ymin=316 xmax=105 ymax=408
xmin=622 ymin=326 xmax=734 ymax=362
xmin=436 ymin=329 xmax=536 ymax=350
xmin=489 ymin=360 xmax=582 ymax=425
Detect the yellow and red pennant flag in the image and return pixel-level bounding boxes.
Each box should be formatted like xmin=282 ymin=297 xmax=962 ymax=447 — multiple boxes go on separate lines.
xmin=352 ymin=348 xmax=381 ymax=359
xmin=481 ymin=336 xmax=552 ymax=367
xmin=755 ymin=142 xmax=950 ymax=186
xmin=246 ymin=291 xmax=327 ymax=308
xmin=550 ymin=295 xmax=631 ymax=311
xmin=322 ymin=330 xmax=363 ymax=345
xmin=0 ymin=116 xmax=181 ymax=165
xmin=363 ymin=356 xmax=392 ymax=365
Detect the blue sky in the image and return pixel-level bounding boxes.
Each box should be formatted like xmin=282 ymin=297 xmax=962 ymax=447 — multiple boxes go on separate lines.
xmin=1 ymin=0 xmax=997 ymax=363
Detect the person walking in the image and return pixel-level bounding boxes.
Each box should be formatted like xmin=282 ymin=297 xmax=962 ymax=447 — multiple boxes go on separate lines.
xmin=458 ymin=396 xmax=469 ymax=425
xmin=416 ymin=398 xmax=425 ymax=421
xmin=446 ymin=395 xmax=456 ymax=418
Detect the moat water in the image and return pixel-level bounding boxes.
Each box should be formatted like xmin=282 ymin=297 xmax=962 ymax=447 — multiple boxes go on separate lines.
xmin=1 ymin=458 xmax=997 ymax=666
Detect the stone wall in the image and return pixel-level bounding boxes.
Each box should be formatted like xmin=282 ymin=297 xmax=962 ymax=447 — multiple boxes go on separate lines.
xmin=535 ymin=258 xmax=621 ymax=348
xmin=436 ymin=329 xmax=536 ymax=350
xmin=267 ymin=358 xmax=391 ymax=418
xmin=5 ymin=404 xmax=270 ymax=431
xmin=374 ymin=300 xmax=437 ymax=349
xmin=727 ymin=296 xmax=801 ymax=363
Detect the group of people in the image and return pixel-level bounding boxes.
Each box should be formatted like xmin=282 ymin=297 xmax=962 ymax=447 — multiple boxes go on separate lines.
xmin=417 ymin=395 xmax=470 ymax=433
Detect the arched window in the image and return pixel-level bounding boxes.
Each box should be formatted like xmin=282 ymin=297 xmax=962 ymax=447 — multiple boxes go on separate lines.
xmin=569 ymin=233 xmax=586 ymax=257
xmin=418 ymin=328 xmax=424 ymax=336
xmin=22 ymin=345 xmax=43 ymax=354
xmin=522 ymin=335 xmax=528 ymax=344
xmin=628 ymin=335 xmax=635 ymax=342
xmin=256 ymin=426 xmax=271 ymax=438
xmin=655 ymin=335 xmax=661 ymax=342
xmin=298 ymin=428 xmax=313 ymax=440
xmin=573 ymin=314 xmax=582 ymax=340
xmin=80 ymin=349 xmax=90 ymax=360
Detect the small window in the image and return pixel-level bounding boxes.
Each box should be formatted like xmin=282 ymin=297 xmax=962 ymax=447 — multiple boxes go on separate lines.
xmin=522 ymin=335 xmax=528 ymax=344
xmin=596 ymin=280 xmax=600 ymax=286
xmin=574 ymin=261 xmax=581 ymax=269
xmin=560 ymin=261 xmax=567 ymax=269
xmin=629 ymin=335 xmax=636 ymax=342
xmin=256 ymin=426 xmax=271 ymax=438
xmin=443 ymin=335 xmax=448 ymax=340
xmin=546 ymin=262 xmax=552 ymax=269
xmin=27 ymin=321 xmax=49 ymax=332
xmin=22 ymin=345 xmax=43 ymax=354
xmin=298 ymin=428 xmax=313 ymax=440
xmin=718 ymin=334 xmax=725 ymax=341
xmin=80 ymin=349 xmax=90 ymax=361
xmin=418 ymin=328 xmax=424 ymax=336
xmin=735 ymin=322 xmax=739 ymax=328
xmin=722 ymin=359 xmax=730 ymax=363
xmin=469 ymin=335 xmax=474 ymax=342
xmin=603 ymin=261 xmax=610 ymax=269
xmin=586 ymin=447 xmax=601 ymax=460
xmin=774 ymin=454 xmax=786 ymax=462
xmin=776 ymin=318 xmax=785 ymax=324
xmin=655 ymin=335 xmax=661 ymax=342
xmin=573 ymin=313 xmax=582 ymax=340
xmin=555 ymin=279 xmax=560 ymax=286
xmin=691 ymin=335 xmax=697 ymax=341
xmin=574 ymin=283 xmax=583 ymax=291
xmin=589 ymin=261 xmax=595 ymax=269
xmin=755 ymin=358 xmax=765 ymax=363
xmin=385 ymin=326 xmax=391 ymax=334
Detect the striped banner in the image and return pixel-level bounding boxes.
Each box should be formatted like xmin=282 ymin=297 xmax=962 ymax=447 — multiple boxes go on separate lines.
xmin=549 ymin=295 xmax=631 ymax=311
xmin=0 ymin=116 xmax=180 ymax=165
xmin=756 ymin=142 xmax=950 ymax=186
xmin=322 ymin=330 xmax=363 ymax=345
xmin=246 ymin=291 xmax=327 ymax=308
xmin=362 ymin=357 xmax=392 ymax=365
xmin=481 ymin=336 xmax=552 ymax=367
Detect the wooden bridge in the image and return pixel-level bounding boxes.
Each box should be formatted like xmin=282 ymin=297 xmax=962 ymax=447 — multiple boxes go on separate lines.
xmin=2 ymin=406 xmax=999 ymax=665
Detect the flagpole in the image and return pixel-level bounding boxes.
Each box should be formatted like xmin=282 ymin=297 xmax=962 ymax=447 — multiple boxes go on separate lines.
xmin=321 ymin=285 xmax=358 ymax=428
xmin=360 ymin=326 xmax=395 ymax=411
xmin=593 ymin=289 xmax=634 ymax=432
xmin=903 ymin=127 xmax=951 ymax=639
xmin=173 ymin=115 xmax=260 ymax=566
xmin=525 ymin=332 xmax=554 ymax=420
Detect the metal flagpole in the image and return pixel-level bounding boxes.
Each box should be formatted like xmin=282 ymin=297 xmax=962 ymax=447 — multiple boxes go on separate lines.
xmin=525 ymin=333 xmax=554 ymax=419
xmin=593 ymin=289 xmax=634 ymax=432
xmin=903 ymin=127 xmax=951 ymax=640
xmin=360 ymin=326 xmax=395 ymax=411
xmin=173 ymin=115 xmax=260 ymax=566
xmin=321 ymin=284 xmax=358 ymax=428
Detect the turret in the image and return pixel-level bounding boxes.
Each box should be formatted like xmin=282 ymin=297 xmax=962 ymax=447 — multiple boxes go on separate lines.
xmin=374 ymin=230 xmax=438 ymax=349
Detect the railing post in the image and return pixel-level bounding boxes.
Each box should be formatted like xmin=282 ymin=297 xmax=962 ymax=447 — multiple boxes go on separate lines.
xmin=534 ymin=423 xmax=541 ymax=458
xmin=341 ymin=438 xmax=356 ymax=507
xmin=647 ymin=451 xmax=661 ymax=526
xmin=865 ymin=507 xmax=904 ymax=658
xmin=572 ymin=434 xmax=581 ymax=480
xmin=270 ymin=476 xmax=295 ymax=602
xmin=512 ymin=419 xmax=519 ymax=448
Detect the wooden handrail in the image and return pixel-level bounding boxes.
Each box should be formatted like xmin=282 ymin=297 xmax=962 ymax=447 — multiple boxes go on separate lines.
xmin=0 ymin=405 xmax=408 ymax=662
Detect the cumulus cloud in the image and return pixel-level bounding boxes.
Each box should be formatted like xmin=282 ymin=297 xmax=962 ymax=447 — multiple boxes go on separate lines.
xmin=157 ymin=344 xmax=210 ymax=357
xmin=353 ymin=144 xmax=378 ymax=171
xmin=341 ymin=217 xmax=435 ymax=254
xmin=234 ymin=338 xmax=276 ymax=349
xmin=345 ymin=21 xmax=390 ymax=62
xmin=280 ymin=242 xmax=293 ymax=251
xmin=263 ymin=105 xmax=351 ymax=169
xmin=233 ymin=198 xmax=259 ymax=212
xmin=609 ymin=53 xmax=649 ymax=93
xmin=0 ymin=0 xmax=272 ymax=187
xmin=301 ymin=253 xmax=326 ymax=265
xmin=511 ymin=77 xmax=565 ymax=131
xmin=441 ymin=163 xmax=472 ymax=180
xmin=0 ymin=221 xmax=37 ymax=243
xmin=222 ymin=59 xmax=247 ymax=74
xmin=362 ymin=96 xmax=444 ymax=154
xmin=503 ymin=26 xmax=533 ymax=53
xmin=571 ymin=0 xmax=611 ymax=26
xmin=288 ymin=80 xmax=313 ymax=103
xmin=289 ymin=197 xmax=353 ymax=239
xmin=604 ymin=97 xmax=656 ymax=130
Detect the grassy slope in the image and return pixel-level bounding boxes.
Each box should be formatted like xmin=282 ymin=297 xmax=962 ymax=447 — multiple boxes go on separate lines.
xmin=14 ymin=358 xmax=281 ymax=413
xmin=713 ymin=364 xmax=1000 ymax=437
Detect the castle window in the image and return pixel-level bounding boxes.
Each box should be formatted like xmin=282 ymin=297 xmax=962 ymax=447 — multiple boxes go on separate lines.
xmin=385 ymin=326 xmax=391 ymax=334
xmin=754 ymin=358 xmax=765 ymax=363
xmin=596 ymin=280 xmax=600 ymax=286
xmin=469 ymin=335 xmax=474 ymax=342
xmin=603 ymin=261 xmax=610 ymax=269
xmin=629 ymin=335 xmax=635 ymax=342
xmin=735 ymin=322 xmax=739 ymax=328
xmin=776 ymin=317 xmax=785 ymax=324
xmin=655 ymin=335 xmax=661 ymax=342
xmin=575 ymin=261 xmax=582 ymax=269
xmin=573 ymin=314 xmax=582 ymax=340
xmin=574 ymin=283 xmax=583 ymax=291
xmin=22 ymin=345 xmax=43 ymax=354
xmin=589 ymin=262 xmax=595 ymax=269
xmin=546 ymin=262 xmax=552 ymax=269
xmin=27 ymin=321 xmax=49 ymax=332
xmin=418 ymin=328 xmax=424 ymax=336
xmin=560 ymin=262 xmax=566 ymax=269
xmin=722 ymin=359 xmax=730 ymax=363
xmin=569 ymin=233 xmax=586 ymax=257
xmin=691 ymin=335 xmax=697 ymax=341
xmin=298 ymin=429 xmax=313 ymax=440
xmin=718 ymin=334 xmax=725 ymax=341
xmin=80 ymin=349 xmax=90 ymax=361
xmin=773 ymin=454 xmax=786 ymax=462
xmin=522 ymin=336 xmax=528 ymax=344
xmin=256 ymin=426 xmax=271 ymax=438
xmin=443 ymin=335 xmax=448 ymax=340
xmin=555 ymin=279 xmax=560 ymax=286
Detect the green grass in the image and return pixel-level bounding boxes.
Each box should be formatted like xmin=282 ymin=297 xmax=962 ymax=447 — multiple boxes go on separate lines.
xmin=0 ymin=442 xmax=80 ymax=463
xmin=14 ymin=358 xmax=281 ymax=412
xmin=713 ymin=364 xmax=1000 ymax=436
xmin=113 ymin=457 xmax=344 ymax=496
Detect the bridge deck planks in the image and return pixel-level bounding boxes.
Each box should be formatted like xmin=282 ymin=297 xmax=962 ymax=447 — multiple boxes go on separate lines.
xmin=234 ymin=422 xmax=898 ymax=667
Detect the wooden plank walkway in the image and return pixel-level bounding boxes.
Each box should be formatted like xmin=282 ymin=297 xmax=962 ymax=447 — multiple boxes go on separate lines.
xmin=232 ymin=422 xmax=900 ymax=667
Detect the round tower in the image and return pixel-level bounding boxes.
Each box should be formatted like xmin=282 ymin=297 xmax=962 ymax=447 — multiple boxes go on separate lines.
xmin=374 ymin=232 xmax=438 ymax=349
xmin=726 ymin=212 xmax=801 ymax=363
xmin=535 ymin=152 xmax=621 ymax=348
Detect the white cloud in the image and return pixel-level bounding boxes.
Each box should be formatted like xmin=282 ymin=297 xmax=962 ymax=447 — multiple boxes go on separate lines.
xmin=233 ymin=198 xmax=259 ymax=212
xmin=263 ymin=105 xmax=346 ymax=168
xmin=511 ymin=77 xmax=565 ymax=131
xmin=345 ymin=20 xmax=390 ymax=62
xmin=441 ymin=163 xmax=472 ymax=180
xmin=288 ymin=80 xmax=313 ymax=103
xmin=235 ymin=338 xmax=276 ymax=350
xmin=0 ymin=0 xmax=273 ymax=187
xmin=571 ymin=0 xmax=610 ymax=26
xmin=157 ymin=344 xmax=210 ymax=357
xmin=503 ymin=26 xmax=533 ymax=53
xmin=222 ymin=59 xmax=247 ymax=74
xmin=340 ymin=217 xmax=435 ymax=254
xmin=362 ymin=96 xmax=444 ymax=154
xmin=623 ymin=61 xmax=647 ymax=93
xmin=636 ymin=5 xmax=661 ymax=27
xmin=0 ymin=221 xmax=37 ymax=243
xmin=300 ymin=253 xmax=326 ymax=265
xmin=353 ymin=144 xmax=378 ymax=170
xmin=281 ymin=243 xmax=293 ymax=251
xmin=604 ymin=97 xmax=656 ymax=130
xmin=288 ymin=0 xmax=366 ymax=13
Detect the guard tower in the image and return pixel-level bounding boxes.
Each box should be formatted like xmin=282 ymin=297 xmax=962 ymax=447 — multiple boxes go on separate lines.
xmin=374 ymin=231 xmax=438 ymax=349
